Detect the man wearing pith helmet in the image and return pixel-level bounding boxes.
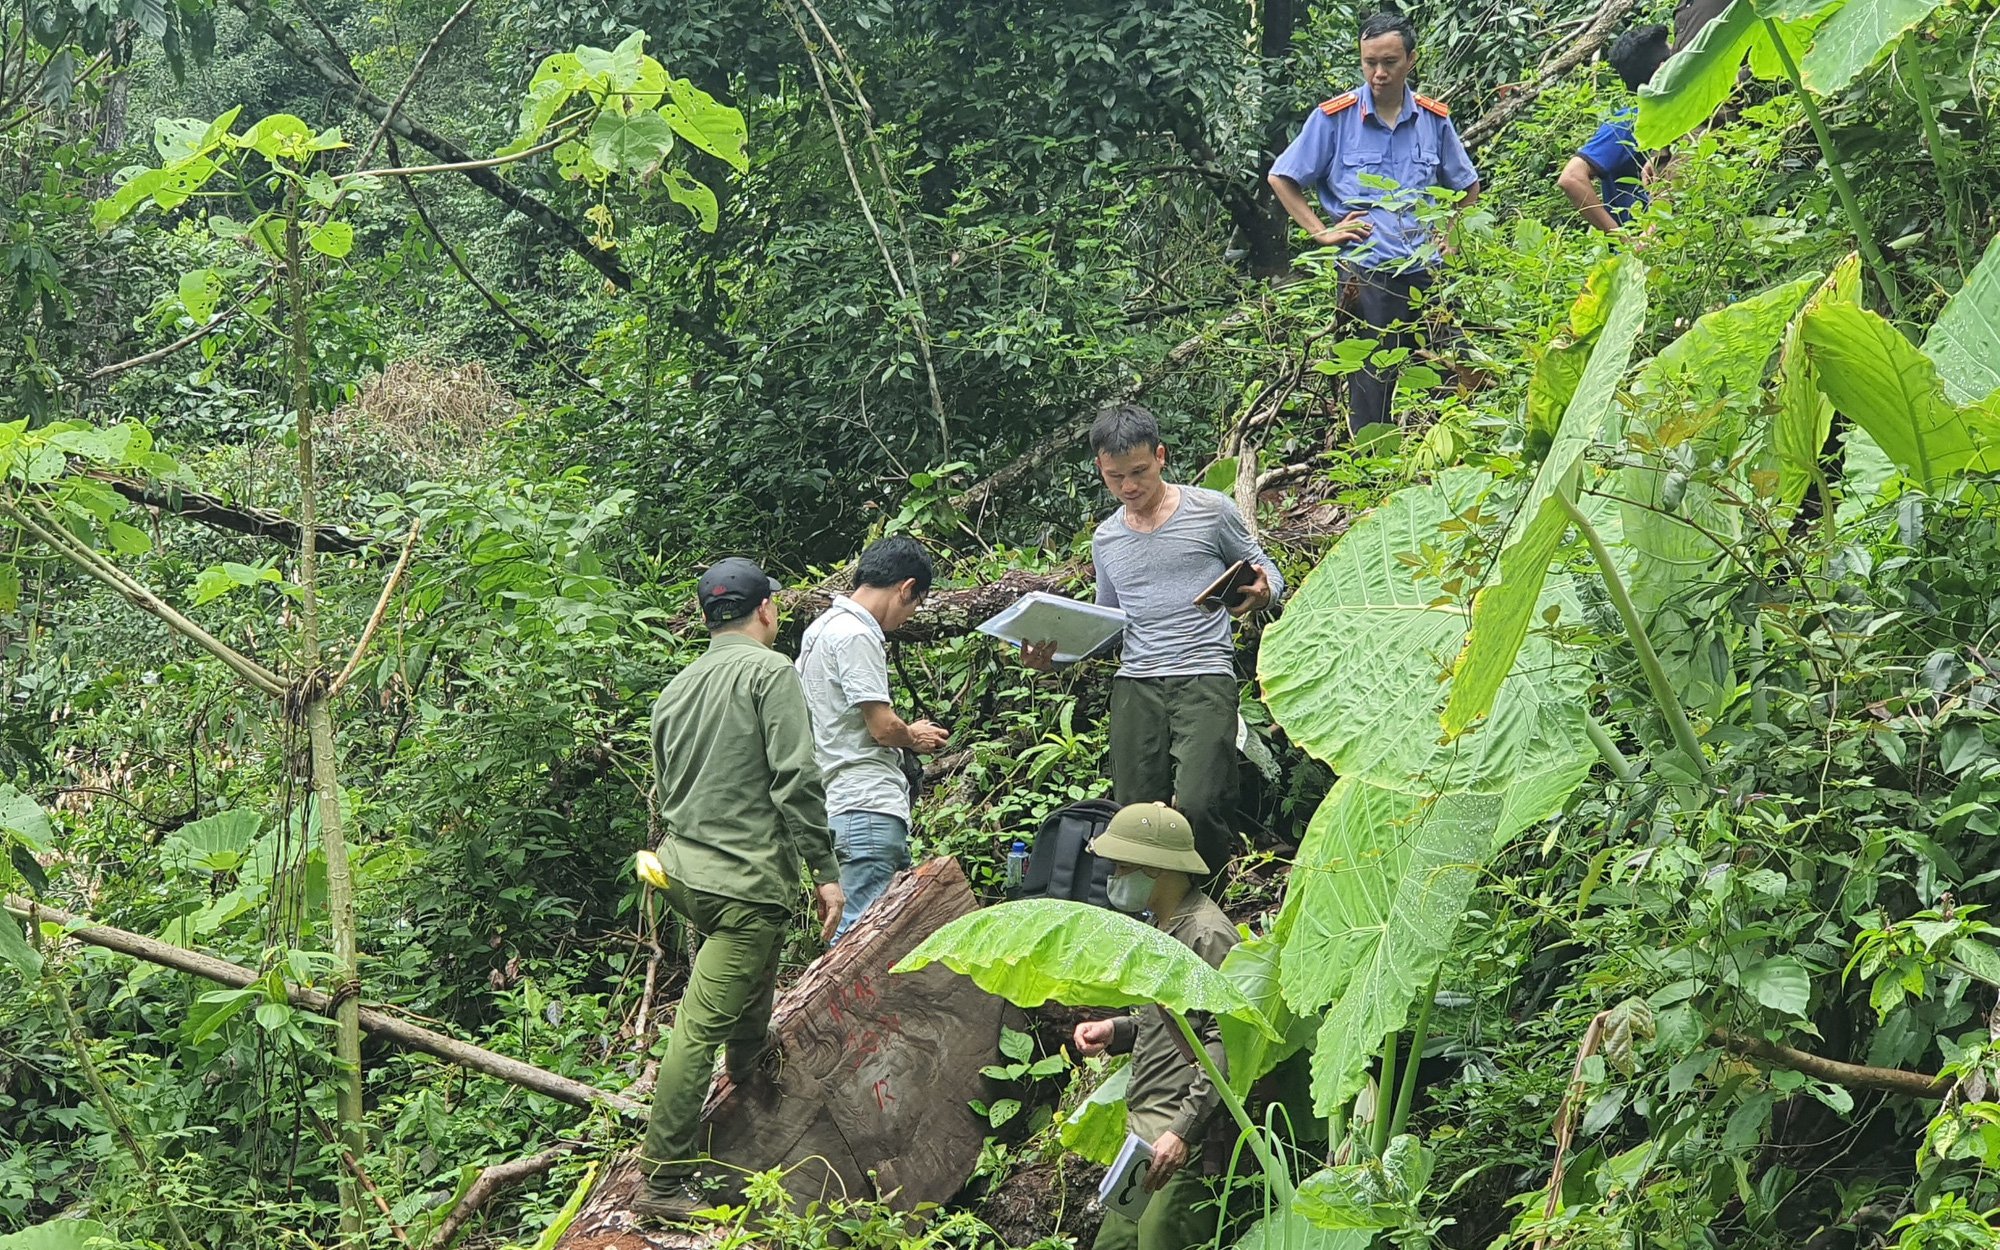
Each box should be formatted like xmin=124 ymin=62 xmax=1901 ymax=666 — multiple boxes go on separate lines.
xmin=1072 ymin=803 xmax=1242 ymax=1250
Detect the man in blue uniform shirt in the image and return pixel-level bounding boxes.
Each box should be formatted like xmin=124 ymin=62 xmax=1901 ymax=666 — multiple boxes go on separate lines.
xmin=1556 ymin=25 xmax=1673 ymax=234
xmin=1267 ymin=11 xmax=1480 ymax=433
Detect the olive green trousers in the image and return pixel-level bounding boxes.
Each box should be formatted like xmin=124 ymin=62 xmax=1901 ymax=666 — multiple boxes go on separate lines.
xmin=1109 ymin=675 xmax=1240 ymax=878
xmin=1091 ymin=1165 xmax=1225 ymax=1250
xmin=640 ymin=887 xmax=789 ymax=1184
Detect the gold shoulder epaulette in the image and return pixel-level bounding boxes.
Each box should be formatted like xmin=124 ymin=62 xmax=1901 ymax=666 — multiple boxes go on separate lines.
xmin=1319 ymin=92 xmax=1358 ymax=116
xmin=1415 ymin=94 xmax=1450 ymax=118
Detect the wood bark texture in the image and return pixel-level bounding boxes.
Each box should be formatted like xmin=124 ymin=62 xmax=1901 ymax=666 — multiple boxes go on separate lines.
xmin=4 ymin=896 xmax=640 ymax=1114
xmin=554 ymin=857 xmax=1006 ymax=1250
xmin=776 ymin=567 xmax=1083 ymax=645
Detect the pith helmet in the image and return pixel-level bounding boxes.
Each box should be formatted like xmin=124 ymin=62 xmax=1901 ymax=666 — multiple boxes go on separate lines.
xmin=1089 ymin=802 xmax=1210 ymax=875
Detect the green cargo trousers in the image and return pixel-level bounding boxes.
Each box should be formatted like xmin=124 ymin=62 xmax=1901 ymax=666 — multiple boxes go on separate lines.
xmin=1091 ymin=1165 xmax=1225 ymax=1250
xmin=640 ymin=887 xmax=790 ymax=1182
xmin=1110 ymin=675 xmax=1239 ymax=878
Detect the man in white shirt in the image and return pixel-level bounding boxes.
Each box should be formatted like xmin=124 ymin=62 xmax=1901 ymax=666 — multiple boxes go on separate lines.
xmin=797 ymin=537 xmax=951 ymax=939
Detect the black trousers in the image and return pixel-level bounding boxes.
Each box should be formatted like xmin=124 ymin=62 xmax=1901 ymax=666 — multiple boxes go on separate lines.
xmin=1345 ymin=267 xmax=1434 ymax=433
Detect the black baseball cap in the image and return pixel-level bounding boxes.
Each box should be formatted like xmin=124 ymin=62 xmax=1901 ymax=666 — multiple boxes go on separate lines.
xmin=699 ymin=557 xmax=783 ymax=623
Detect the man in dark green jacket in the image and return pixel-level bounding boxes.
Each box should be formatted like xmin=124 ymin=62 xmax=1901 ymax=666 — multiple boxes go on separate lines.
xmin=637 ymin=557 xmax=845 ymax=1220
xmin=1072 ymin=803 xmax=1240 ymax=1250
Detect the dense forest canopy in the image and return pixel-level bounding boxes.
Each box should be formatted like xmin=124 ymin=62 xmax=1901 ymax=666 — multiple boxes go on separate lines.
xmin=3 ymin=0 xmax=2000 ymax=1245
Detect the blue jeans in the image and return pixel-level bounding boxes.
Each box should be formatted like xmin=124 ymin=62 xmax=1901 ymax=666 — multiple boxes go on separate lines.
xmin=829 ymin=810 xmax=910 ymax=941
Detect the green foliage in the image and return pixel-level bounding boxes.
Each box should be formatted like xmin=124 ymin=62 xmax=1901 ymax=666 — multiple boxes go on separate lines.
xmin=894 ymin=899 xmax=1274 ymax=1035
xmin=1924 ymin=233 xmax=2000 ymax=405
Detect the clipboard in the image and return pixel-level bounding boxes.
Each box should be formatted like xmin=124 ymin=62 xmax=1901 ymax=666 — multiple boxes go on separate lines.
xmin=975 ymin=592 xmax=1126 ymax=664
xmin=1194 ymin=559 xmax=1258 ymax=612
xmin=1097 ymin=1132 xmax=1156 ymax=1219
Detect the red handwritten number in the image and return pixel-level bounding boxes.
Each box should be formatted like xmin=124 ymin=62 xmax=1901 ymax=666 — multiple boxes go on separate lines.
xmin=873 ymin=1079 xmax=896 ymax=1109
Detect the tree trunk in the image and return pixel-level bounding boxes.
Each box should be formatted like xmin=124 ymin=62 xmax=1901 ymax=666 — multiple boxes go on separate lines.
xmin=2 ymin=896 xmax=641 ymax=1113
xmin=555 ymin=858 xmax=1008 ymax=1249
xmin=287 ymin=200 xmax=367 ymax=1238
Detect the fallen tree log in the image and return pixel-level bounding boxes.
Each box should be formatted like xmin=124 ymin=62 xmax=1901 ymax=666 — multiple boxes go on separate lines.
xmin=1712 ymin=1030 xmax=1951 ymax=1099
xmin=90 ymin=471 xmax=379 ymax=556
xmin=430 ymin=1144 xmax=580 ymax=1249
xmin=555 ymin=857 xmax=1007 ymax=1249
xmin=1460 ymin=0 xmax=1645 ymax=149
xmin=4 ymin=896 xmax=640 ymax=1115
xmin=776 ymin=567 xmax=1085 ymax=645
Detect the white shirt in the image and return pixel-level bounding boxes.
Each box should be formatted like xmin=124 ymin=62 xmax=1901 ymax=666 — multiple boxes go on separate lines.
xmin=796 ymin=596 xmax=909 ymax=821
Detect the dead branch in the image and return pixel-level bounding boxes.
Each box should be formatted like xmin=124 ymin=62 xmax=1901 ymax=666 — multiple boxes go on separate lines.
xmin=8 ymin=896 xmax=641 ymax=1115
xmin=1536 ymin=1009 xmax=1609 ymax=1245
xmin=90 ymin=470 xmax=377 ymax=555
xmin=1461 ymin=0 xmax=1646 ymax=149
xmin=428 ymin=1145 xmax=577 ymax=1249
xmin=1712 ymin=1030 xmax=1951 ymax=1099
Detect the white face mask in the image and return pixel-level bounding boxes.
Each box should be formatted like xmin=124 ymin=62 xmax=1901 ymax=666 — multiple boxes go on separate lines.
xmin=1106 ymin=869 xmax=1157 ymax=914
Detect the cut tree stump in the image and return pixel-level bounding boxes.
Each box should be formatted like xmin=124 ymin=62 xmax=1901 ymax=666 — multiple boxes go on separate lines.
xmin=555 ymin=857 xmax=1004 ymax=1250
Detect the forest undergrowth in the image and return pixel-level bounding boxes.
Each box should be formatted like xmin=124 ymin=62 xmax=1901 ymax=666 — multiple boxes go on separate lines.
xmin=2 ymin=0 xmax=2000 ymax=1248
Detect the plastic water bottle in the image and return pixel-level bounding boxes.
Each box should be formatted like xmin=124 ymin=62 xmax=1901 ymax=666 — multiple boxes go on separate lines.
xmin=1005 ymin=840 xmax=1030 ymax=890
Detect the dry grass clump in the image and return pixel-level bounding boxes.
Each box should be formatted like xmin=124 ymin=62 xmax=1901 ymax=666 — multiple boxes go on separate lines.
xmin=321 ymin=357 xmax=519 ymax=485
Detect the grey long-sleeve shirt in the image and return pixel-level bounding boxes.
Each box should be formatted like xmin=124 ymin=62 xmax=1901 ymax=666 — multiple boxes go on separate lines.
xmin=1092 ymin=486 xmax=1285 ymax=679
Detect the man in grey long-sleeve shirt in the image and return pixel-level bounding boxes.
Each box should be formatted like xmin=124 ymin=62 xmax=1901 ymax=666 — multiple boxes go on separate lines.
xmin=1026 ymin=404 xmax=1283 ymax=876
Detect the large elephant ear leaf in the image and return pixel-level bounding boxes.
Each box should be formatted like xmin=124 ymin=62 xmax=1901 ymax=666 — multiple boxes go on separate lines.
xmin=1219 ymin=935 xmax=1316 ymax=1095
xmin=1441 ymin=255 xmax=1646 ymax=737
xmin=1925 ymin=233 xmax=2000 ymax=406
xmin=1802 ymin=300 xmax=1996 ymax=489
xmin=1799 ymin=0 xmax=1949 ymax=94
xmin=1636 ymin=0 xmax=1764 ymax=147
xmin=893 ymin=898 xmax=1276 ymax=1036
xmin=1259 ymin=470 xmax=1592 ymax=796
xmin=0 ymin=1219 xmax=111 ymax=1250
xmin=1774 ymin=256 xmax=1862 ymax=508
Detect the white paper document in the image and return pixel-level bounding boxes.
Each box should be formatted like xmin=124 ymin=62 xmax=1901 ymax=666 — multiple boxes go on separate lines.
xmin=1097 ymin=1132 xmax=1156 ymax=1219
xmin=975 ymin=591 xmax=1125 ymax=664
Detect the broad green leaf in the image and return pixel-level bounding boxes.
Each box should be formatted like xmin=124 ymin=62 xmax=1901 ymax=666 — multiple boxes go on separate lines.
xmin=663 ymin=169 xmax=720 ymax=232
xmin=238 ymin=113 xmax=317 ymax=162
xmin=587 ymin=111 xmax=677 ymax=182
xmin=154 ymin=106 xmax=240 ymax=164
xmin=0 ymin=1218 xmax=109 ymax=1250
xmin=178 ymin=268 xmax=221 ymax=322
xmin=1636 ymin=0 xmax=1764 ymax=147
xmin=105 ymin=521 xmax=151 ymax=556
xmin=163 ymin=810 xmax=261 ymax=874
xmin=892 ymin=898 xmax=1276 ymax=1035
xmin=1292 ymin=1137 xmax=1434 ymax=1231
xmin=1219 ymin=935 xmax=1315 ymax=1095
xmin=307 ymin=221 xmax=354 ymax=259
xmin=0 ymin=785 xmax=52 ymax=852
xmin=1740 ymin=955 xmax=1811 ymax=1015
xmin=605 ymin=30 xmax=647 ymax=92
xmin=0 ymin=912 xmax=42 ymax=978
xmin=188 ymin=987 xmax=259 ymax=1043
xmin=1802 ymin=300 xmax=1997 ymax=488
xmin=1442 ymin=498 xmax=1568 ymax=737
xmin=1060 ymin=1064 xmax=1129 ymax=1165
xmin=663 ymin=79 xmax=749 ymax=173
xmin=0 ymin=565 xmax=19 ymax=613
xmin=94 ymin=166 xmax=166 ymax=227
xmin=1620 ymin=276 xmax=1816 ymax=625
xmin=1774 ymin=256 xmax=1862 ymax=507
xmin=1523 ymin=338 xmax=1590 ymax=447
xmin=1800 ymin=0 xmax=1948 ymax=93
xmin=1924 ymin=232 xmax=2000 ymax=405
xmin=1745 ymin=12 xmax=1823 ymax=80
xmin=1443 ymin=256 xmax=1645 ymax=735
xmin=1259 ymin=469 xmax=1592 ymax=795
xmin=1277 ymin=762 xmax=1588 ymax=1114
xmin=1236 ymin=1210 xmax=1371 ymax=1250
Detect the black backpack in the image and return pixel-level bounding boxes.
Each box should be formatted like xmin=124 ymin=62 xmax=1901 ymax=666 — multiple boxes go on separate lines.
xmin=1013 ymin=799 xmax=1121 ymax=907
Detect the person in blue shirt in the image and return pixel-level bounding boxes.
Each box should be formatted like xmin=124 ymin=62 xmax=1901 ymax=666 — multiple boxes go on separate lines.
xmin=1267 ymin=11 xmax=1481 ymax=433
xmin=1557 ymin=25 xmax=1673 ymax=234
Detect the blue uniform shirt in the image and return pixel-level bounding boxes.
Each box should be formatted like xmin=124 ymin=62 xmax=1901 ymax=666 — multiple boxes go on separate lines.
xmin=1578 ymin=109 xmax=1647 ymax=223
xmin=1269 ymin=85 xmax=1478 ymax=273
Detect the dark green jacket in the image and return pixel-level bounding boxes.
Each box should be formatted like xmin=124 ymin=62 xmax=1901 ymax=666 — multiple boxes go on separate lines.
xmin=1108 ymin=890 xmax=1238 ymax=1144
xmin=649 ymin=632 xmax=839 ymax=907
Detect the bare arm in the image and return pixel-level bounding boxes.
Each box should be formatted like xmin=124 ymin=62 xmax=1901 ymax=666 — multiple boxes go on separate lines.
xmin=1267 ymin=173 xmax=1373 ymax=247
xmin=1557 ymin=159 xmax=1621 ymax=234
xmin=859 ymin=701 xmax=949 ymax=752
